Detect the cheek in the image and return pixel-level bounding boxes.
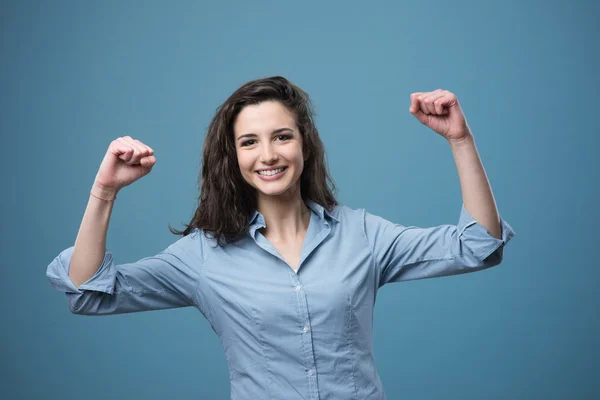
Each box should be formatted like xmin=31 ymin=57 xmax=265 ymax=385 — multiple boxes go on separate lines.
xmin=235 ymin=151 xmax=251 ymax=172
xmin=289 ymin=151 xmax=305 ymax=179
xmin=236 ymin=159 xmax=255 ymax=185
xmin=294 ymin=148 xmax=306 ymax=169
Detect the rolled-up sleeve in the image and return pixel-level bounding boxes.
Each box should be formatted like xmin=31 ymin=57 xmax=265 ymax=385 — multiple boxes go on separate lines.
xmin=46 ymin=231 xmax=203 ymax=315
xmin=364 ymin=203 xmax=516 ymax=287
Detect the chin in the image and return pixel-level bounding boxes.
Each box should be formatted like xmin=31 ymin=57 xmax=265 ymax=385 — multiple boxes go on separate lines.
xmin=252 ymin=180 xmax=301 ymax=199
xmin=254 ymin=185 xmax=292 ymax=197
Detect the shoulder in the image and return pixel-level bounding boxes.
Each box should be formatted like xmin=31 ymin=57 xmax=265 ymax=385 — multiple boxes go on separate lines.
xmin=164 ymin=228 xmax=207 ymax=264
xmin=328 ymin=202 xmax=368 ymax=226
xmin=331 ymin=203 xmax=403 ymax=234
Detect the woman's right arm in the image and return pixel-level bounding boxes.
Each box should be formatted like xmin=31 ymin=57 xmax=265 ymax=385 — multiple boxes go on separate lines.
xmin=68 ymin=181 xmax=117 ymax=288
xmin=67 ymin=135 xmax=153 ymax=288
xmin=46 ymin=137 xmax=203 ymax=315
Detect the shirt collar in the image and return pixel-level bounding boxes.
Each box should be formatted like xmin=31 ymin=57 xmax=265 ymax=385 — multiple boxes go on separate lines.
xmin=305 ymin=198 xmax=339 ymax=223
xmin=248 ymin=198 xmax=339 ymax=236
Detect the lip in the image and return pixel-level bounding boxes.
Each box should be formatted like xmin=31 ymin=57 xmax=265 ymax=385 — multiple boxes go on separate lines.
xmin=256 ymin=166 xmax=287 ymax=181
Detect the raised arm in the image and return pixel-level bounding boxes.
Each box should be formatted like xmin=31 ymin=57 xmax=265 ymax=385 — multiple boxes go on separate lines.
xmin=45 ymin=137 xmax=204 ymax=315
xmin=409 ymin=89 xmax=502 ymax=238
xmin=68 ymin=136 xmax=155 ymax=287
xmin=363 ymin=90 xmax=516 ymax=287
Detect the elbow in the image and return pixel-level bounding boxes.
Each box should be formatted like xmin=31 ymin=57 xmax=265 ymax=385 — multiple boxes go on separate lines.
xmin=67 ymin=293 xmax=83 ymax=314
xmin=484 ymin=247 xmax=504 ymax=267
xmin=459 ymin=244 xmax=506 ymax=273
xmin=476 ymin=244 xmax=506 ymax=270
xmin=66 ymin=291 xmax=115 ymax=316
xmin=67 ymin=293 xmax=93 ymax=315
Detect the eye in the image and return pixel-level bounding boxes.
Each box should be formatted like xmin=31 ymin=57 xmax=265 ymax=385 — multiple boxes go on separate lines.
xmin=277 ymin=134 xmax=292 ymax=141
xmin=240 ymin=139 xmax=256 ymax=147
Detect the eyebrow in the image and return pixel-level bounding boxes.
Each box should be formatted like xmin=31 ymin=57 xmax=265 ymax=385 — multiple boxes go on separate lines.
xmin=237 ymin=127 xmax=294 ymax=141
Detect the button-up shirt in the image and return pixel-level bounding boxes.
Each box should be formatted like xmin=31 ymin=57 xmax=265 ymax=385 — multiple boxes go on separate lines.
xmin=46 ymin=199 xmax=516 ymax=399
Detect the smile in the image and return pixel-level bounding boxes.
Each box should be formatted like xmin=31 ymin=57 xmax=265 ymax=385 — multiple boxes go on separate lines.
xmin=256 ymin=167 xmax=287 ymax=180
xmin=257 ymin=167 xmax=286 ymax=176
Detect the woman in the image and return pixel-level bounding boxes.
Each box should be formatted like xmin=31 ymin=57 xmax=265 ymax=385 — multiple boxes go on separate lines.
xmin=47 ymin=76 xmax=515 ymax=399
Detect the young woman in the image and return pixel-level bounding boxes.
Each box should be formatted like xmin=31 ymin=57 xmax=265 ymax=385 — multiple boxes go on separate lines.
xmin=47 ymin=76 xmax=515 ymax=399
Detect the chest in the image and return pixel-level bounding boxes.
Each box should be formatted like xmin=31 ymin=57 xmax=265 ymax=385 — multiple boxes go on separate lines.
xmin=266 ymin=238 xmax=304 ymax=273
xmin=199 ymin=222 xmax=376 ymax=314
xmin=194 ymin=211 xmax=380 ymax=331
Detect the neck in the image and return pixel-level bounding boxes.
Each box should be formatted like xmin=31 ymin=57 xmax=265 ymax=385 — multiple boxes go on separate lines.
xmin=257 ymin=191 xmax=310 ymax=242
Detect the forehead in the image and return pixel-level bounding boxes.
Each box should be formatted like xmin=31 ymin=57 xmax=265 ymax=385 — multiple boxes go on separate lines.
xmin=233 ymin=101 xmax=296 ymax=137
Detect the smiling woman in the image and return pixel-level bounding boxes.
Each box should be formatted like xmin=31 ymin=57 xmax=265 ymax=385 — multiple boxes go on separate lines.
xmin=172 ymin=76 xmax=338 ymax=246
xmin=46 ymin=75 xmax=516 ymax=400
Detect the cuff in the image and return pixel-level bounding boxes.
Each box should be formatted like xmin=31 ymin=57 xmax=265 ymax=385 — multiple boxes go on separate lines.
xmin=46 ymin=246 xmax=117 ymax=294
xmin=457 ymin=203 xmax=516 ymax=260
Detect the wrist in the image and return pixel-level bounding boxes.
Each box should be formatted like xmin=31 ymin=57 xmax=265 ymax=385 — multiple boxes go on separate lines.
xmin=91 ymin=181 xmax=119 ymax=201
xmin=447 ymin=133 xmax=475 ymax=148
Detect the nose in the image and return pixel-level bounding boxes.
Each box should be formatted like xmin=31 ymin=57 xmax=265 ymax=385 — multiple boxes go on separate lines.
xmin=260 ymin=142 xmax=278 ymax=163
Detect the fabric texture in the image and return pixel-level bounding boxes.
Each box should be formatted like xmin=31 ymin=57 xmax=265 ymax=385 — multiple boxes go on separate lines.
xmin=47 ymin=199 xmax=516 ymax=399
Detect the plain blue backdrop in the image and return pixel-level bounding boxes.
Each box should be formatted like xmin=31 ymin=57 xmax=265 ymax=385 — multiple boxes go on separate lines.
xmin=2 ymin=0 xmax=598 ymax=399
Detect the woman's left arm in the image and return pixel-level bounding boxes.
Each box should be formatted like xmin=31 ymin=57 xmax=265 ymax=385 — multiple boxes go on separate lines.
xmin=409 ymin=89 xmax=501 ymax=239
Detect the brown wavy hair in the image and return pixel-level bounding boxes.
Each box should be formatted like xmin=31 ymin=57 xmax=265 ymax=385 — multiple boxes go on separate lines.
xmin=169 ymin=76 xmax=338 ymax=245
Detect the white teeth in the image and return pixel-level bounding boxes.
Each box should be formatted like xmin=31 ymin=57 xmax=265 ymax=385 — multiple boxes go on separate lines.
xmin=258 ymin=167 xmax=285 ymax=176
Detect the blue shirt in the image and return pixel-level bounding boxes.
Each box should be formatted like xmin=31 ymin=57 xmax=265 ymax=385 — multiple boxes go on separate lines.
xmin=46 ymin=199 xmax=516 ymax=399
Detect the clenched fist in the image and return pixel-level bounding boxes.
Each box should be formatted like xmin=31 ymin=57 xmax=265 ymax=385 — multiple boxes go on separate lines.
xmin=93 ymin=136 xmax=156 ymax=198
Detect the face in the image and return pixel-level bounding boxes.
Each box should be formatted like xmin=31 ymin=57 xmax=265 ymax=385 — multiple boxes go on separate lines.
xmin=233 ymin=101 xmax=307 ymax=200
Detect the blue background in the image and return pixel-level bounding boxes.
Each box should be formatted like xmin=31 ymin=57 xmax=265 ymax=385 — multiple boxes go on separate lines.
xmin=2 ymin=0 xmax=598 ymax=398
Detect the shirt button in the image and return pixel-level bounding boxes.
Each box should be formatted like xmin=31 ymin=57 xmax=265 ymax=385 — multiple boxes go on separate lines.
xmin=308 ymin=369 xmax=314 ymax=376
xmin=303 ymin=326 xmax=309 ymax=333
xmin=294 ymin=285 xmax=302 ymax=292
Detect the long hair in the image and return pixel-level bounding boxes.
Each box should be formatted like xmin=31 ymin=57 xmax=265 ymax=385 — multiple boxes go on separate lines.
xmin=169 ymin=76 xmax=337 ymax=245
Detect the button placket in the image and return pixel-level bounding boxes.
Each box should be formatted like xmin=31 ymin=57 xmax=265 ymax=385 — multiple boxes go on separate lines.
xmin=290 ymin=274 xmax=319 ymax=399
